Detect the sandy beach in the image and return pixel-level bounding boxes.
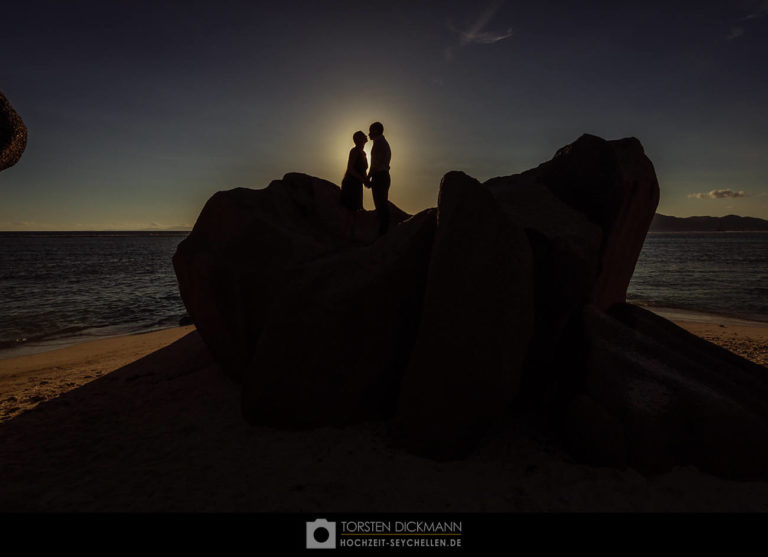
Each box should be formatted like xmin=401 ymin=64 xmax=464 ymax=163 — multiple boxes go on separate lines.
xmin=1 ymin=313 xmax=767 ymax=512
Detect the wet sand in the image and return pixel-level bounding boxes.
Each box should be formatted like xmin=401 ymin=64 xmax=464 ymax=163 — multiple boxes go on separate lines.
xmin=1 ymin=314 xmax=767 ymax=512
xmin=654 ymin=310 xmax=768 ymax=368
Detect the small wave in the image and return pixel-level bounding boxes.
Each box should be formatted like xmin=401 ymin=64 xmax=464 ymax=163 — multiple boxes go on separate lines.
xmin=0 ymin=325 xmax=96 ymax=350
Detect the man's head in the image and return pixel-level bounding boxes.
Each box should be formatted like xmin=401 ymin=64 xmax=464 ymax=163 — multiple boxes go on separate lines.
xmin=368 ymin=122 xmax=384 ymax=139
xmin=353 ymin=131 xmax=367 ymax=147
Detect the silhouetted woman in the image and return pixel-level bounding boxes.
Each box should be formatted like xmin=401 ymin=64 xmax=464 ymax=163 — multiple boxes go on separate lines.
xmin=339 ymin=130 xmax=369 ymax=237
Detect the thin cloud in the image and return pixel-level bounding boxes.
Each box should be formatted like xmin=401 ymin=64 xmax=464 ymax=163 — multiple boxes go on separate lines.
xmin=742 ymin=0 xmax=768 ymax=20
xmin=688 ymin=189 xmax=747 ymax=199
xmin=448 ymin=0 xmax=514 ymax=52
xmin=461 ymin=27 xmax=514 ymax=45
xmin=728 ymin=1 xmax=768 ymax=38
xmin=727 ymin=26 xmax=745 ymax=40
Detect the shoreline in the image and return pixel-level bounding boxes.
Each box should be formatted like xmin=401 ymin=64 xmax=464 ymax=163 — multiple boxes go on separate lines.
xmin=1 ymin=318 xmax=767 ymax=512
xmin=2 ymin=303 xmax=766 ymax=363
xmin=639 ymin=305 xmax=768 ymax=327
xmin=1 ymin=309 xmax=766 ymax=425
xmin=0 ymin=323 xmax=187 ymax=361
xmin=0 ymin=326 xmax=195 ymax=424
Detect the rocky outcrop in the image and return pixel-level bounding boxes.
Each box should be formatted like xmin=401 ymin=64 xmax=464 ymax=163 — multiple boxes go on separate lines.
xmin=486 ymin=134 xmax=659 ymax=312
xmin=485 ymin=160 xmax=603 ymax=402
xmin=568 ymin=304 xmax=768 ymax=479
xmin=174 ymin=133 xmax=768 ymax=479
xmin=391 ymin=172 xmax=535 ymax=459
xmin=241 ymin=208 xmax=436 ymax=427
xmin=484 ymin=134 xmax=659 ymax=408
xmin=172 ymin=173 xmax=409 ymax=380
xmin=0 ymin=91 xmax=27 ymax=172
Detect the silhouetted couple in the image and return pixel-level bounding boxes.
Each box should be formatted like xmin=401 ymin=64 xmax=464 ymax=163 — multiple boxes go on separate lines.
xmin=340 ymin=122 xmax=391 ymax=237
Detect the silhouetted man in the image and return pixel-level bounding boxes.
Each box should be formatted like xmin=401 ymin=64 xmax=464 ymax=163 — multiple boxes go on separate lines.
xmin=367 ymin=121 xmax=391 ymax=235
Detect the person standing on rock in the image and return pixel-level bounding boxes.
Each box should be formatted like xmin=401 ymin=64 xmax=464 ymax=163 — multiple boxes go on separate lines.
xmin=340 ymin=130 xmax=369 ymax=238
xmin=367 ymin=121 xmax=391 ymax=236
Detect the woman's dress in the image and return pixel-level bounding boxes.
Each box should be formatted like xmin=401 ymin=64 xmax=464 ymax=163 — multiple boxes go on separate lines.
xmin=340 ymin=147 xmax=367 ymax=211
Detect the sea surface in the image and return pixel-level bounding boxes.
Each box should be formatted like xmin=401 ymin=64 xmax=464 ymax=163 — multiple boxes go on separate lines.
xmin=627 ymin=232 xmax=768 ymax=323
xmin=0 ymin=230 xmax=767 ymax=359
xmin=0 ymin=231 xmax=189 ymax=358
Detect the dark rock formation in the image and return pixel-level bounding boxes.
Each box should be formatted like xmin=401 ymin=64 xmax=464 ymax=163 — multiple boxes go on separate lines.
xmin=391 ymin=172 xmax=535 ymax=459
xmin=587 ymin=138 xmax=660 ymax=309
xmin=174 ymin=133 xmax=767 ymax=479
xmin=173 ymin=173 xmax=409 ymax=380
xmin=572 ymin=303 xmax=768 ymax=479
xmin=482 ymin=134 xmax=660 ymax=417
xmin=487 ymin=134 xmax=659 ymax=312
xmin=242 ymin=208 xmax=436 ymax=427
xmin=485 ymin=163 xmax=602 ymax=330
xmin=485 ymin=158 xmax=604 ymax=403
xmin=0 ymin=91 xmax=27 ymax=172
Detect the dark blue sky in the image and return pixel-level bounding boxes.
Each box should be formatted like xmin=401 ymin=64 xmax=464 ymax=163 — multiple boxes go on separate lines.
xmin=1 ymin=0 xmax=767 ymax=229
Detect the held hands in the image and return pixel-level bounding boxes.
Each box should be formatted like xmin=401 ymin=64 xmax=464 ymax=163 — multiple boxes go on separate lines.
xmin=364 ymin=176 xmax=372 ymax=188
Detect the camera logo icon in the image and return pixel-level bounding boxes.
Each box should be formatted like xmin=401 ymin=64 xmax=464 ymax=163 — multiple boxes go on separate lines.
xmin=306 ymin=519 xmax=336 ymax=549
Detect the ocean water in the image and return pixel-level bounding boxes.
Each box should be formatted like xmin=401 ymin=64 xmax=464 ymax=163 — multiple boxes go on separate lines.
xmin=0 ymin=232 xmax=189 ymax=358
xmin=627 ymin=232 xmax=768 ymax=323
xmin=0 ymin=230 xmax=766 ymax=360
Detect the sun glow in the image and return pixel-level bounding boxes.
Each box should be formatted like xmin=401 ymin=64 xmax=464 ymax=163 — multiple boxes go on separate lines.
xmin=306 ymin=102 xmax=432 ymax=214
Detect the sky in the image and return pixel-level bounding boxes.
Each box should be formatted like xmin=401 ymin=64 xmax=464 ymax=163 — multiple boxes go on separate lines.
xmin=1 ymin=0 xmax=767 ymax=230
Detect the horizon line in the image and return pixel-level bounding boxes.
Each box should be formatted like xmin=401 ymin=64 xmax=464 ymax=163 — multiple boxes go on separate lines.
xmin=3 ymin=212 xmax=768 ymax=233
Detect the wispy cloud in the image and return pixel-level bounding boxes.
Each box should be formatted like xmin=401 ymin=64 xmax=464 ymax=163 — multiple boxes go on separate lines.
xmin=446 ymin=0 xmax=513 ymax=60
xmin=727 ymin=26 xmax=745 ymax=40
xmin=460 ymin=27 xmax=514 ymax=45
xmin=688 ymin=189 xmax=747 ymax=199
xmin=728 ymin=1 xmax=768 ymax=38
xmin=742 ymin=0 xmax=768 ymax=20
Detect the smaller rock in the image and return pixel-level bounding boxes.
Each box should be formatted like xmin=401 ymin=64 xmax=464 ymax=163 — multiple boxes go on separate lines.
xmin=0 ymin=91 xmax=28 ymax=172
xmin=580 ymin=304 xmax=768 ymax=478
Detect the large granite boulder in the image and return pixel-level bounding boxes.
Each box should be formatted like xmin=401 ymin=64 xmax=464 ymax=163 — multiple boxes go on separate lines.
xmin=484 ymin=134 xmax=658 ymax=406
xmin=241 ymin=209 xmax=436 ymax=427
xmin=173 ymin=173 xmax=409 ymax=380
xmin=0 ymin=91 xmax=27 ymax=172
xmin=487 ymin=134 xmax=659 ymax=312
xmin=570 ymin=303 xmax=768 ymax=478
xmin=485 ymin=166 xmax=603 ymax=403
xmin=539 ymin=135 xmax=659 ymax=309
xmin=485 ymin=168 xmax=602 ymax=327
xmin=176 ymin=133 xmax=768 ymax=479
xmin=391 ymin=172 xmax=535 ymax=459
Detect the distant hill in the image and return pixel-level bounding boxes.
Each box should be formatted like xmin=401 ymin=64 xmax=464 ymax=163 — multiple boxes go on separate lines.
xmin=650 ymin=214 xmax=768 ymax=232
